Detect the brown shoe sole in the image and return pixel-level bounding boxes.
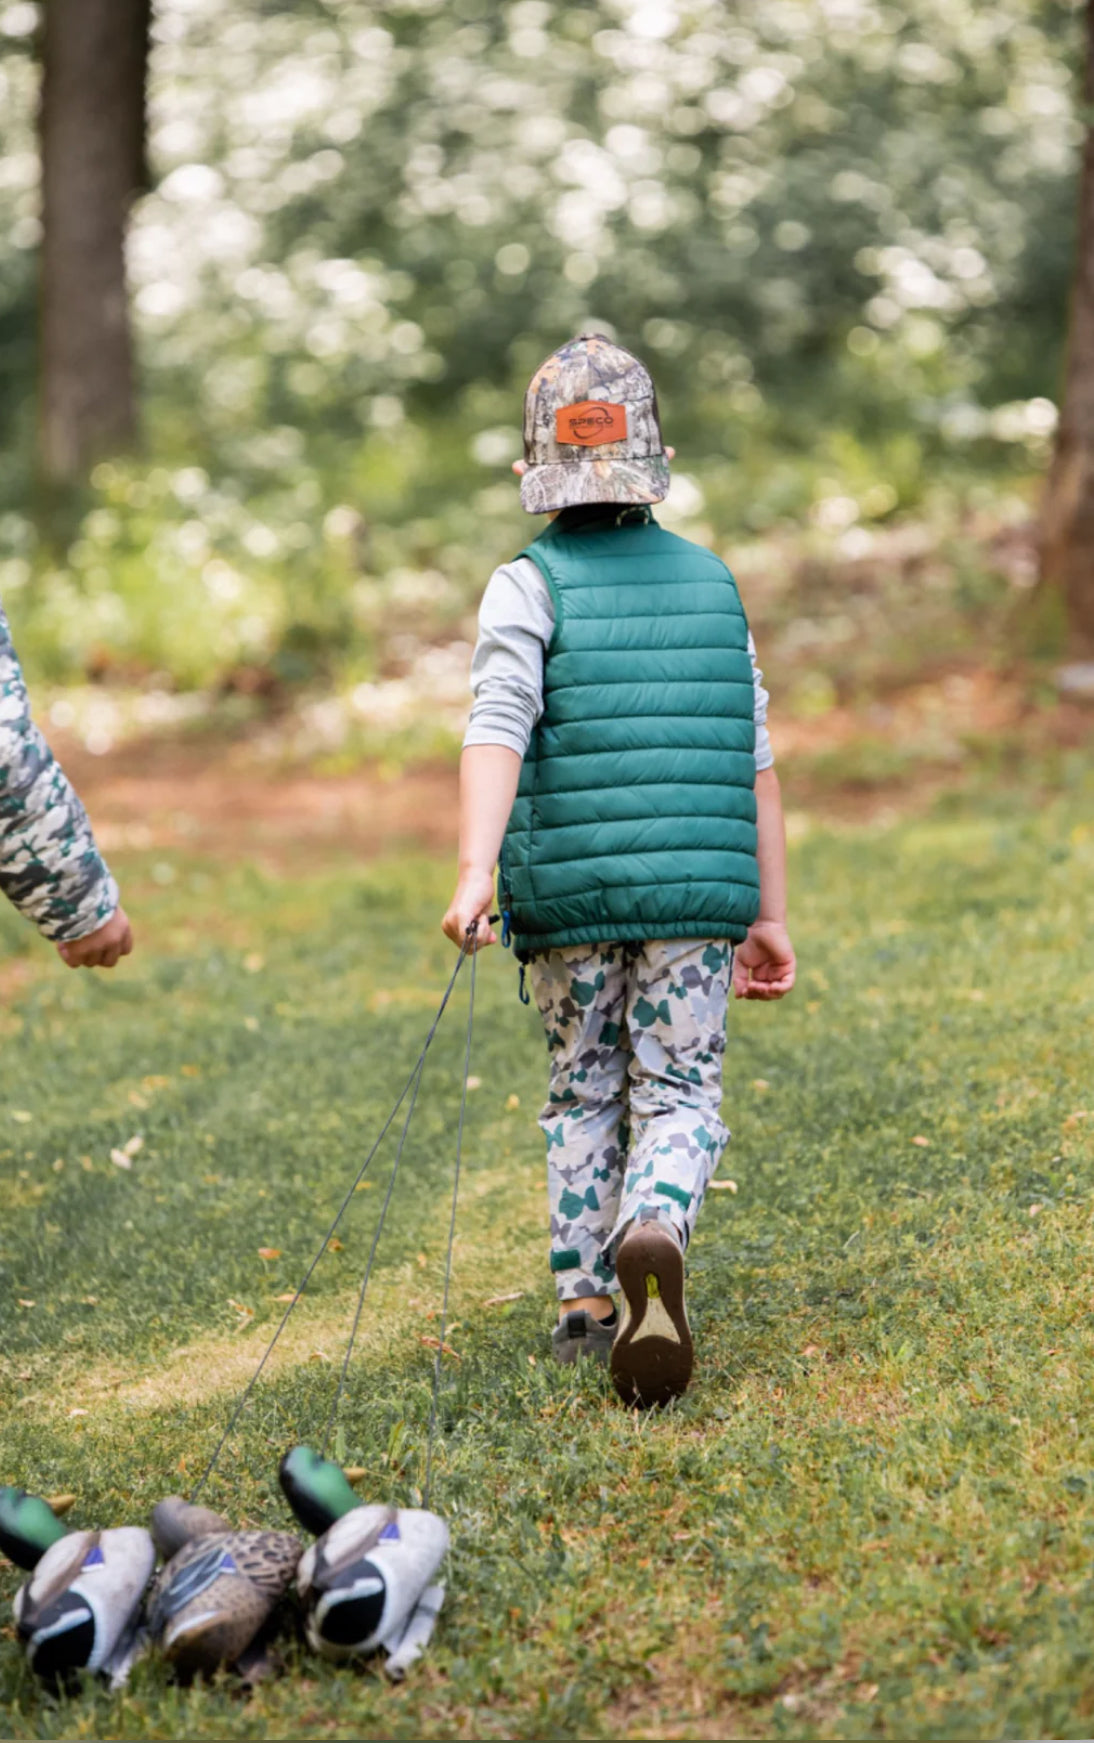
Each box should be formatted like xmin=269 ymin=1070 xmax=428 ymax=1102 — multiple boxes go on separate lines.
xmin=610 ymin=1222 xmax=693 ymax=1408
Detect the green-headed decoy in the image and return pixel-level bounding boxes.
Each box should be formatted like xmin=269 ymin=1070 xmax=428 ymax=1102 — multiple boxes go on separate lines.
xmin=0 ymin=1485 xmax=155 ymax=1682
xmin=279 ymin=1446 xmax=448 ymax=1672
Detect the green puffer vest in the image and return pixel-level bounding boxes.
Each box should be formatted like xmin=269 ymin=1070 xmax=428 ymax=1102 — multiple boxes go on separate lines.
xmin=500 ymin=511 xmax=760 ymax=958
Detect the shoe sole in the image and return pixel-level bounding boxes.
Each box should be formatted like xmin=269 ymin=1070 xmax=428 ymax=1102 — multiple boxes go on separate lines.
xmin=610 ymin=1223 xmax=693 ymax=1408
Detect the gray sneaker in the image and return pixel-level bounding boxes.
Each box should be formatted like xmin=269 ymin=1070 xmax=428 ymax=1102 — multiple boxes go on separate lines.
xmin=550 ymin=1307 xmax=618 ymax=1367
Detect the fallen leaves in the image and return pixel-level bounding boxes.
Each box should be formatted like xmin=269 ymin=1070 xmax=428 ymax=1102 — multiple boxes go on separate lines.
xmin=67 ymin=1408 xmax=88 ymax=1419
xmin=751 ymin=1079 xmax=770 ymax=1092
xmin=1064 ymin=1110 xmax=1091 ymax=1131
xmin=505 ymin=1093 xmax=521 ymax=1111
xmin=911 ymin=1135 xmax=930 ymax=1147
xmin=419 ymin=1333 xmax=460 ymax=1360
xmin=227 ymin=1298 xmax=255 ymax=1329
xmin=482 ymin=1290 xmax=524 ymax=1307
xmin=465 ymin=1076 xmax=482 ymax=1092
xmin=110 ymin=1134 xmax=144 ymax=1170
xmin=17 ymin=1298 xmax=35 ymax=1308
xmin=327 ymin=1237 xmax=344 ymax=1253
xmin=275 ymin=1291 xmax=297 ymax=1303
xmin=709 ymin=1178 xmax=738 ymax=1194
xmin=11 ymin=1110 xmax=31 ymax=1124
xmin=257 ymin=1247 xmax=282 ymax=1262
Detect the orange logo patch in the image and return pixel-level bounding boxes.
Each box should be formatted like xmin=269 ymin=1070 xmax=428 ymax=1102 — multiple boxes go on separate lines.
xmin=555 ymin=401 xmax=628 ymax=447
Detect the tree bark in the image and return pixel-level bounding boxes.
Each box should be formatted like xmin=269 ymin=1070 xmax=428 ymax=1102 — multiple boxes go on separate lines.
xmin=38 ymin=0 xmax=151 ymax=482
xmin=1041 ymin=0 xmax=1094 ymax=652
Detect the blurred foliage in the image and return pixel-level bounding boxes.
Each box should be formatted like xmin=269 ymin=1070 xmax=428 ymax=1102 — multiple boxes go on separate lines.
xmin=0 ymin=0 xmax=1084 ymax=692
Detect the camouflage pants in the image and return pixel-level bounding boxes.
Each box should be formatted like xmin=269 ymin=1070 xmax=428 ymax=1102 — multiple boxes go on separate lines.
xmin=528 ymin=939 xmax=733 ymax=1300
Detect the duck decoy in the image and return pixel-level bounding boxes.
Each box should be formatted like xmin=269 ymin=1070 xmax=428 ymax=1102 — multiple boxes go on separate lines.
xmin=279 ymin=1445 xmax=448 ymax=1677
xmin=0 ymin=1486 xmax=155 ymax=1683
xmin=146 ymin=1495 xmax=302 ymax=1679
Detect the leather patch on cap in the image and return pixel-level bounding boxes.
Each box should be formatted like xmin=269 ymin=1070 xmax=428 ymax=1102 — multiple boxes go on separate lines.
xmin=555 ymin=401 xmax=628 ymax=447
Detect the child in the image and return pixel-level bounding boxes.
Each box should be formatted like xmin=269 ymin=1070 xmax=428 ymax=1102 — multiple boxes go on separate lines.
xmin=1 ymin=601 xmax=132 ymax=968
xmin=443 ymin=333 xmax=794 ymax=1407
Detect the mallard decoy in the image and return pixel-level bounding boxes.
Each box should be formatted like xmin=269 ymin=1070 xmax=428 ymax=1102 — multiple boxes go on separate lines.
xmin=0 ymin=1485 xmax=155 ymax=1682
xmin=279 ymin=1446 xmax=448 ymax=1677
xmin=146 ymin=1495 xmax=301 ymax=1679
xmin=279 ymin=1444 xmax=362 ymax=1536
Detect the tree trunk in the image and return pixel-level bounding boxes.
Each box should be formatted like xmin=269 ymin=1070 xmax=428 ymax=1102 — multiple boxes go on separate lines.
xmin=1041 ymin=0 xmax=1094 ymax=652
xmin=38 ymin=0 xmax=151 ymax=482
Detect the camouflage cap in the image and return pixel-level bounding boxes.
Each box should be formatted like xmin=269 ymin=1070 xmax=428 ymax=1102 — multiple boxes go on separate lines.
xmin=520 ymin=332 xmax=670 ymax=515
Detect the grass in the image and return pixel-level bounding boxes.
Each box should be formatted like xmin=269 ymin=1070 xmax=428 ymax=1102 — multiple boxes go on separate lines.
xmin=2 ymin=788 xmax=1094 ymax=1740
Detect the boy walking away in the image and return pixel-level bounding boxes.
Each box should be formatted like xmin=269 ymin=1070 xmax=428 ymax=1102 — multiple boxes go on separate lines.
xmin=1 ymin=601 xmax=133 ymax=968
xmin=443 ymin=334 xmax=794 ymax=1407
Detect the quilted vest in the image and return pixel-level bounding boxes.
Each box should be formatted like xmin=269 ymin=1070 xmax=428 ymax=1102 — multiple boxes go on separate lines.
xmin=500 ymin=511 xmax=760 ymax=957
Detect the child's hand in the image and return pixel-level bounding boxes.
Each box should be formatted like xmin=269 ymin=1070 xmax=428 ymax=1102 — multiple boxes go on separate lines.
xmin=56 ymin=906 xmax=134 ymax=970
xmin=442 ymin=870 xmax=497 ymax=950
xmin=732 ymin=921 xmax=795 ymax=1001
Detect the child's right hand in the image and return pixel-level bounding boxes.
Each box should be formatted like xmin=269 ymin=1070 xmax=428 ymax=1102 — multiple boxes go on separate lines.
xmin=57 ymin=906 xmax=134 ymax=970
xmin=732 ymin=920 xmax=796 ymax=1000
xmin=441 ymin=870 xmax=497 ymax=950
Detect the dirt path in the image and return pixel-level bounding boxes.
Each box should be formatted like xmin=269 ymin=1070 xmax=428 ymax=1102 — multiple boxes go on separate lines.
xmin=56 ymin=734 xmax=460 ymax=866
xmin=50 ymin=666 xmax=1089 ymax=865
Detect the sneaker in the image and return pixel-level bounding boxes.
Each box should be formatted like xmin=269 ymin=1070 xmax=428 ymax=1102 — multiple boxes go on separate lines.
xmin=550 ymin=1307 xmax=618 ymax=1367
xmin=610 ymin=1218 xmax=693 ymax=1407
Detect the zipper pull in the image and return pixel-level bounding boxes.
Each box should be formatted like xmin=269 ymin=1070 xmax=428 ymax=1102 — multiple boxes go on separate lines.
xmin=501 ymin=909 xmax=512 ymax=950
xmin=518 ymin=963 xmax=530 ymax=1005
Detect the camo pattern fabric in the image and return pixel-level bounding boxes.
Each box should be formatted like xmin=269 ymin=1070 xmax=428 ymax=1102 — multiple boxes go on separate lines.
xmin=528 ymin=938 xmax=733 ymax=1299
xmin=0 ymin=601 xmax=118 ymax=942
xmin=520 ymin=332 xmax=670 ymax=514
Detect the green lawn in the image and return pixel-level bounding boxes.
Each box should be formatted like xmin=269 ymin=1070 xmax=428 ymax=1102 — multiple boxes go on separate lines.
xmin=2 ymin=790 xmax=1094 ymax=1740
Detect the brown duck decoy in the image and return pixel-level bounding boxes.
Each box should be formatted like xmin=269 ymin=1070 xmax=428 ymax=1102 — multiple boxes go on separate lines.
xmin=146 ymin=1495 xmax=302 ymax=1679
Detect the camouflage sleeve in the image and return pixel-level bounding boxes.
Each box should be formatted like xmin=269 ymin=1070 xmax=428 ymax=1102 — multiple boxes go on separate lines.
xmin=0 ymin=602 xmax=118 ymax=942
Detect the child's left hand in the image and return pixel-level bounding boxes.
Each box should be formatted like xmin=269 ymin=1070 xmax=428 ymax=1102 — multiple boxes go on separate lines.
xmin=732 ymin=921 xmax=796 ymax=1000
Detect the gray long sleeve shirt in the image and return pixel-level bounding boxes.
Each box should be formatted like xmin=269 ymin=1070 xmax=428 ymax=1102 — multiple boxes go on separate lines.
xmin=0 ymin=601 xmax=118 ymax=941
xmin=464 ymin=555 xmax=774 ymax=770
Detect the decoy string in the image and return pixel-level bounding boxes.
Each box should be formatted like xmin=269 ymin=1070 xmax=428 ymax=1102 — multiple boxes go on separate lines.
xmin=319 ymin=1050 xmax=429 ymax=1457
xmin=424 ymin=937 xmax=476 ymax=1510
xmin=192 ymin=932 xmax=474 ymax=1501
